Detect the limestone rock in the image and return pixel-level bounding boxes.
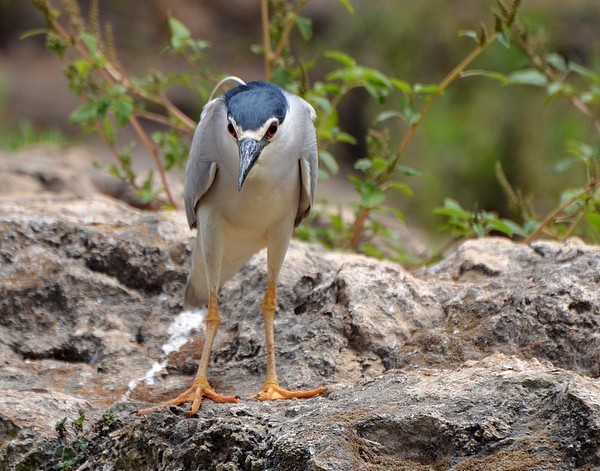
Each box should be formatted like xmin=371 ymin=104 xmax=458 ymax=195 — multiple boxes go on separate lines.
xmin=1 ymin=148 xmax=600 ymax=470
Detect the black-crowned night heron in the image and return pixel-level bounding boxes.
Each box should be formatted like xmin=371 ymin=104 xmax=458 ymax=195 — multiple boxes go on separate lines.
xmin=143 ymin=78 xmax=324 ymax=415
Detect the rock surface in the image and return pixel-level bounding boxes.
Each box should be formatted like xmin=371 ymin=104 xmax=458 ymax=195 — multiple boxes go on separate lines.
xmin=1 ymin=148 xmax=600 ymax=470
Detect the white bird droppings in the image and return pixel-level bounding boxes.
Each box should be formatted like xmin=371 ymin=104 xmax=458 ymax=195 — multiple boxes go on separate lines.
xmin=124 ymin=308 xmax=206 ymax=398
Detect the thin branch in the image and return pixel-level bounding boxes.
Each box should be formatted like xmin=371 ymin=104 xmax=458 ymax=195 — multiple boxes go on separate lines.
xmin=349 ymin=31 xmax=501 ymax=249
xmin=137 ymin=110 xmax=191 ymax=133
xmin=46 ymin=11 xmax=179 ymax=207
xmin=271 ymin=0 xmax=309 ymax=63
xmin=260 ymin=0 xmax=272 ymax=80
xmin=47 ymin=12 xmax=195 ymax=130
xmin=128 ymin=115 xmax=177 ymax=208
xmin=523 ymin=179 xmax=599 ymax=244
xmin=261 ymin=0 xmax=309 ymax=81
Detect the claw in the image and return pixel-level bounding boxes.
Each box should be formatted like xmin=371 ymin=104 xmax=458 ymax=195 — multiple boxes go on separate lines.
xmin=136 ymin=377 xmax=238 ymax=416
xmin=255 ymin=381 xmax=325 ymax=401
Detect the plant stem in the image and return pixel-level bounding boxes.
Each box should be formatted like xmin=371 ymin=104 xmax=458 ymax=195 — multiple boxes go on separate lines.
xmin=129 ymin=115 xmax=177 ymax=208
xmin=514 ymin=33 xmax=600 ymax=138
xmin=523 ymin=179 xmax=599 ymax=244
xmin=260 ymin=0 xmax=309 ymax=82
xmin=272 ymin=0 xmax=309 ymax=63
xmin=260 ymin=0 xmax=272 ymax=81
xmin=45 ymin=11 xmax=179 ymax=208
xmin=349 ymin=31 xmax=500 ymax=249
xmin=138 ymin=111 xmax=191 ymax=132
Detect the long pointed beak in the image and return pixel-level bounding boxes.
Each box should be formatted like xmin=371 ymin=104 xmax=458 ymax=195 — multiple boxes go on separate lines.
xmin=238 ymin=138 xmax=265 ymax=191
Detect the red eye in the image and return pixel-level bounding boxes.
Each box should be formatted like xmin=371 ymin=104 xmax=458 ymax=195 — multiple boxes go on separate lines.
xmin=227 ymin=122 xmax=237 ymax=139
xmin=265 ymin=121 xmax=278 ymax=139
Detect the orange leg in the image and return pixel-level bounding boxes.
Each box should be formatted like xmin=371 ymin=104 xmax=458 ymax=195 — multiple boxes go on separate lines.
xmin=254 ymin=281 xmax=325 ymax=401
xmin=138 ymin=294 xmax=238 ymax=415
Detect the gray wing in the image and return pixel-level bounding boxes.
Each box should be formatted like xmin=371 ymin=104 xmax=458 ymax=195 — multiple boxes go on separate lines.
xmin=183 ymin=98 xmax=226 ymax=229
xmin=295 ymin=98 xmax=318 ymax=227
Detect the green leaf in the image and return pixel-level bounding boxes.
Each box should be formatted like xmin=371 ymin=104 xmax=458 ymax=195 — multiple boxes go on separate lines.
xmin=113 ymin=100 xmax=133 ymax=126
xmin=324 ymin=50 xmax=356 ymax=68
xmin=19 ymin=27 xmax=48 ymax=41
xmin=152 ymin=129 xmax=188 ymax=171
xmin=360 ymin=244 xmax=384 ymax=259
xmin=336 ymin=131 xmax=357 ymax=145
xmin=559 ymin=188 xmax=586 ymax=215
xmin=584 ymin=212 xmax=600 ymax=235
xmin=296 ymin=16 xmax=313 ymax=41
xmin=396 ymin=165 xmax=424 ymax=177
xmin=319 ymin=150 xmax=339 ymax=175
xmin=349 ymin=177 xmax=386 ymax=208
xmin=473 ymin=222 xmax=485 ymax=238
xmin=566 ymin=140 xmax=600 ymax=161
xmin=46 ymin=31 xmax=68 ymax=58
xmin=73 ymin=59 xmax=92 ymax=77
xmin=401 ymin=105 xmax=420 ymax=125
xmin=337 ymin=0 xmax=355 ymax=14
xmin=369 ymin=157 xmax=388 ymax=175
xmin=80 ymin=32 xmax=98 ymax=56
xmin=364 ymin=68 xmax=392 ymax=90
xmin=69 ymin=102 xmax=100 ymax=124
xmin=250 ymin=43 xmax=264 ymax=54
xmin=485 ymin=218 xmax=514 ymax=237
xmin=55 ymin=417 xmax=67 ymax=432
xmin=580 ymin=87 xmax=600 ymax=104
xmin=433 ymin=206 xmax=469 ymax=219
xmin=326 ymin=68 xmax=359 ymax=84
xmin=136 ymin=171 xmax=160 ymax=204
xmin=387 ymin=181 xmax=413 ymax=197
xmin=546 ymin=53 xmax=568 ymax=72
xmin=546 ymin=82 xmax=567 ymax=97
xmin=413 ymin=83 xmax=440 ymax=95
xmin=461 ymin=69 xmax=509 ymax=85
xmin=507 ymin=69 xmax=548 ymax=87
xmin=106 ymin=164 xmax=121 ymax=179
xmin=354 ymin=158 xmax=372 ymax=171
xmin=569 ymin=62 xmax=597 ymax=81
xmin=391 ymin=79 xmax=411 ymax=93
xmin=110 ymin=84 xmax=127 ymax=96
xmin=309 ymin=95 xmax=334 ymax=115
xmin=389 ymin=207 xmax=407 ymax=224
xmin=117 ymin=143 xmax=136 ymax=183
xmin=523 ymin=219 xmax=539 ymax=235
xmin=433 ymin=198 xmax=469 ymax=219
xmin=374 ymin=110 xmax=401 ymax=125
xmin=101 ymin=118 xmax=115 ymax=146
xmin=496 ymin=31 xmax=510 ymax=49
xmin=551 ymin=156 xmax=579 ymax=175
xmin=72 ymin=414 xmax=86 ymax=427
xmin=168 ymin=16 xmax=191 ymax=50
xmin=458 ymin=30 xmax=479 ymax=43
xmin=501 ymin=219 xmax=529 ymax=238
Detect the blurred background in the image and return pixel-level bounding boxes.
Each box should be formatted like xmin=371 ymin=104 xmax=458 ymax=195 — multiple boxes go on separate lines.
xmin=0 ymin=0 xmax=599 ymax=250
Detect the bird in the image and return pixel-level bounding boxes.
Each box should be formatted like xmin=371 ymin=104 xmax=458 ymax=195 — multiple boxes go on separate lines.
xmin=144 ymin=77 xmax=324 ymax=415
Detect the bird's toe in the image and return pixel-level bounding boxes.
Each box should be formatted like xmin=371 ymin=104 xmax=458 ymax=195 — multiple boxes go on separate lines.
xmin=255 ymin=382 xmax=325 ymax=401
xmin=136 ymin=380 xmax=238 ymax=416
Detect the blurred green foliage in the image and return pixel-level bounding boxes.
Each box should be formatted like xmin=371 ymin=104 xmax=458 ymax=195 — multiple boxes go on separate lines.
xmin=0 ymin=79 xmax=66 ymax=150
xmin=0 ymin=119 xmax=67 ymax=150
xmin=53 ymin=413 xmax=88 ymax=470
xmin=305 ymin=0 xmax=600 ymax=240
xmin=21 ymin=0 xmax=600 ymax=259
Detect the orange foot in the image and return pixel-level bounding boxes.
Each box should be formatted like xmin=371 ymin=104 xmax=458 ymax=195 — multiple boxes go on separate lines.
xmin=254 ymin=381 xmax=325 ymax=401
xmin=137 ymin=378 xmax=238 ymax=416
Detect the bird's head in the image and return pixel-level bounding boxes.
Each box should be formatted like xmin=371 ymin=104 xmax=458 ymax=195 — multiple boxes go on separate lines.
xmin=223 ymin=81 xmax=288 ymax=191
